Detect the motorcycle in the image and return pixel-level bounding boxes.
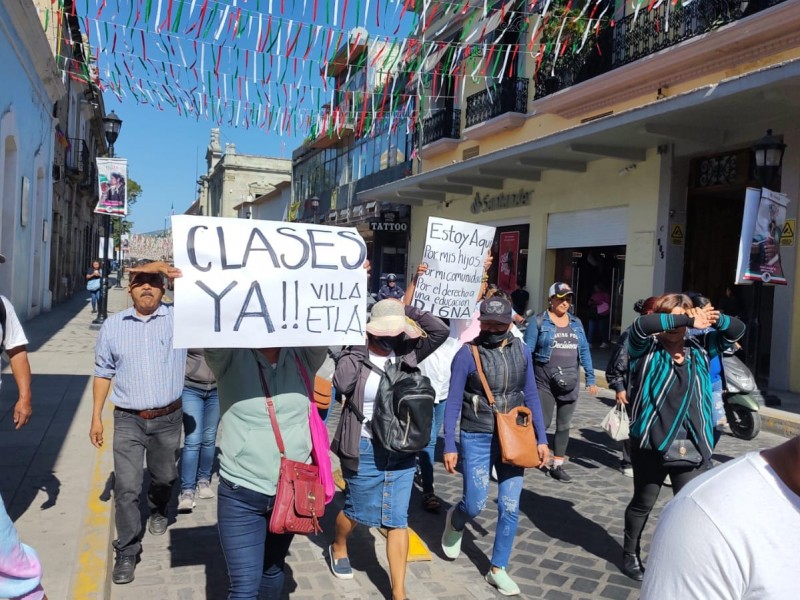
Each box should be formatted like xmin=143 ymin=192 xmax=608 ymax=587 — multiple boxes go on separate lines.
xmin=720 ymin=351 xmax=763 ymax=440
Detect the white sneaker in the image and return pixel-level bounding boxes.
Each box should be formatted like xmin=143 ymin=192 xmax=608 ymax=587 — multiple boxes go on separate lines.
xmin=178 ymin=490 xmax=195 ymax=513
xmin=485 ymin=568 xmax=521 ymax=596
xmin=196 ymin=480 xmax=215 ymax=499
xmin=441 ymin=506 xmax=463 ymax=560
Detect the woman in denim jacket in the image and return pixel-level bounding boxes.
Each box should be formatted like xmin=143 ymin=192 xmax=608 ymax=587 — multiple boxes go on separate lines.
xmin=524 ymin=282 xmax=597 ymax=483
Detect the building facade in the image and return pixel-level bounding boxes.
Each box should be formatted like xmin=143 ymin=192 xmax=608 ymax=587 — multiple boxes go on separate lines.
xmin=291 ymin=28 xmax=414 ymax=290
xmin=197 ymin=128 xmax=291 ymax=218
xmin=0 ymin=0 xmax=64 ymax=317
xmin=360 ymin=0 xmax=800 ymax=392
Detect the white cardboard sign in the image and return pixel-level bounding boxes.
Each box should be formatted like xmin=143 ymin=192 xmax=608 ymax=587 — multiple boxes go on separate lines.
xmin=412 ymin=217 xmax=495 ymax=319
xmin=171 ymin=215 xmax=368 ymax=348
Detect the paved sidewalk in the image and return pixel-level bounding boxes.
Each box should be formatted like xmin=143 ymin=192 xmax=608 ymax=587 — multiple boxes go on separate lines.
xmin=1 ymin=285 xmax=131 ymax=599
xmin=110 ymin=386 xmax=785 ymax=600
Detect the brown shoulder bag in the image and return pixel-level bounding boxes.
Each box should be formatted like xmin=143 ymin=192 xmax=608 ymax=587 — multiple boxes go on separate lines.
xmin=469 ymin=345 xmax=540 ymax=469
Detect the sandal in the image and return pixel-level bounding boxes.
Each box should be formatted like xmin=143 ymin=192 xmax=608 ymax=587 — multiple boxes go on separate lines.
xmin=422 ymin=493 xmax=441 ymax=512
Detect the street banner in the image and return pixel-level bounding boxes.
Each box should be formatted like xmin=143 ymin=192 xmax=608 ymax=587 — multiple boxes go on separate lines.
xmin=735 ymin=187 xmax=790 ymax=285
xmin=95 ymin=158 xmax=128 ymax=216
xmin=98 ymin=237 xmax=116 ymax=260
xmin=413 ymin=217 xmax=495 ymax=319
xmin=171 ymin=215 xmax=368 ymax=348
xmin=497 ymin=231 xmax=519 ymax=293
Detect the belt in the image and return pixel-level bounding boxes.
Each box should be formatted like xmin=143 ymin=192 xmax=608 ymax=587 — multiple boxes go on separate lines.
xmin=115 ymin=398 xmax=182 ymax=420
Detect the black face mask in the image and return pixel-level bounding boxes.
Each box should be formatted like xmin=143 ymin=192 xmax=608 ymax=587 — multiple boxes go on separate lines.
xmin=371 ymin=334 xmax=403 ymax=352
xmin=476 ymin=330 xmax=509 ymax=348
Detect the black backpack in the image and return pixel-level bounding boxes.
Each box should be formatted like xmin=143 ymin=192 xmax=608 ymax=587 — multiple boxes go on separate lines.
xmin=353 ymin=358 xmax=435 ymax=453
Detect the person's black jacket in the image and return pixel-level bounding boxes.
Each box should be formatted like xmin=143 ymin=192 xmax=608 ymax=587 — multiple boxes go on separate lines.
xmin=605 ymin=328 xmax=630 ymax=393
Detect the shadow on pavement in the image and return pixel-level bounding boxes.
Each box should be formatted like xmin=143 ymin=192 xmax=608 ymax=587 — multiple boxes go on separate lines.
xmin=169 ymin=525 xmax=229 ymax=597
xmin=21 ymin=294 xmax=92 ymax=353
xmin=520 ymin=487 xmax=622 ymax=568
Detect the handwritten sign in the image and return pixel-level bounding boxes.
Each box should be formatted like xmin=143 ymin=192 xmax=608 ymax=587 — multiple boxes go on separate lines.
xmin=171 ymin=215 xmax=368 ymax=348
xmin=413 ymin=217 xmax=495 ymax=319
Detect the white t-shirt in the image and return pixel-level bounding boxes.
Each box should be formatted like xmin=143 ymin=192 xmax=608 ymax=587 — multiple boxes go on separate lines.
xmin=642 ymin=451 xmax=800 ymax=600
xmin=1 ymin=295 xmax=29 ymax=391
xmin=361 ymin=351 xmax=396 ymax=439
xmin=418 ymin=333 xmax=462 ymax=403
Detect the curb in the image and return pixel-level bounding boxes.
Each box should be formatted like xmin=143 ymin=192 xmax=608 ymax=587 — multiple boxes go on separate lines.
xmin=70 ymin=408 xmax=115 ymax=599
xmin=760 ymin=406 xmax=800 ymax=439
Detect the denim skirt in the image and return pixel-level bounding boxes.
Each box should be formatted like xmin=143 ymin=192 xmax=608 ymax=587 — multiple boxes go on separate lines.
xmin=342 ymin=436 xmax=415 ymax=529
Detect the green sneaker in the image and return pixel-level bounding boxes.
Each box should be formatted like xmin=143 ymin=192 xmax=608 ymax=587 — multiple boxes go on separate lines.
xmin=485 ymin=568 xmax=521 ymax=596
xmin=441 ymin=506 xmax=463 ymax=560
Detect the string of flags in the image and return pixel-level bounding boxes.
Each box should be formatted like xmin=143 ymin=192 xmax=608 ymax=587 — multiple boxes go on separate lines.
xmin=43 ymin=0 xmax=689 ymax=137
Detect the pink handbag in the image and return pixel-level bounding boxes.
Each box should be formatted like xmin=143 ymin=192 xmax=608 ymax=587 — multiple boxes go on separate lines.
xmin=296 ymin=356 xmax=336 ymax=505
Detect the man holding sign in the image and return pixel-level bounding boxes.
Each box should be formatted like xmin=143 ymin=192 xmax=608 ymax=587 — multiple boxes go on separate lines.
xmin=412 ymin=217 xmax=495 ymax=320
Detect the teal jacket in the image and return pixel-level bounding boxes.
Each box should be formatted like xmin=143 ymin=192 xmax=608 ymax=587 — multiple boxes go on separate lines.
xmin=206 ymin=347 xmax=327 ymax=496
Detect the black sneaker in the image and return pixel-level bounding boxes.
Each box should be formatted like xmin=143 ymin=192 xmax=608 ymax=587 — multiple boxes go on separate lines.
xmin=549 ymin=465 xmax=573 ymax=483
xmin=148 ymin=513 xmax=168 ymax=535
xmin=112 ymin=555 xmax=136 ymax=584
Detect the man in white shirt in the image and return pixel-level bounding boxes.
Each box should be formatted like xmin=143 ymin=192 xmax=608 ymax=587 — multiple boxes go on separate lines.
xmin=642 ymin=435 xmax=800 ymax=600
xmin=0 ymin=253 xmax=45 ymax=599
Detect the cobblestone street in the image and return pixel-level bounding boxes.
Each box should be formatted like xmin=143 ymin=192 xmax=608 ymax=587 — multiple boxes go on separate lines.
xmin=110 ymin=387 xmax=783 ymax=600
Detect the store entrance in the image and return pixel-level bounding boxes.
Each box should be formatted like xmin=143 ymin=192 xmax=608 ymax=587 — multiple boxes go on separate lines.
xmin=554 ymin=246 xmax=626 ymax=342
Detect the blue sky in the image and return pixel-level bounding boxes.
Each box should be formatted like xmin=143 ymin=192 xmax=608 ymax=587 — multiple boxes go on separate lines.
xmin=104 ymin=94 xmax=302 ymax=234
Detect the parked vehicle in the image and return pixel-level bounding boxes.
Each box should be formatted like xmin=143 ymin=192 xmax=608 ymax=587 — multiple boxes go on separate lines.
xmin=721 ymin=351 xmax=762 ymax=440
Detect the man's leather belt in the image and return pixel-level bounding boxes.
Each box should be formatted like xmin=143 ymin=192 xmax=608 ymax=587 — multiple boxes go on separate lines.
xmin=116 ymin=398 xmax=182 ymax=420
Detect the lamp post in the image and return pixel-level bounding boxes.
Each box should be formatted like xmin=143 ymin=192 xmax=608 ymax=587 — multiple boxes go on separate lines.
xmin=92 ymin=111 xmax=122 ymax=327
xmin=747 ymin=129 xmax=787 ymax=382
xmin=310 ymin=196 xmax=320 ymax=224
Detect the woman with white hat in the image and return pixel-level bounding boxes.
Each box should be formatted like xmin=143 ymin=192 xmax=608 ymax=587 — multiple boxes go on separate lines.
xmin=329 ymin=299 xmax=447 ymax=600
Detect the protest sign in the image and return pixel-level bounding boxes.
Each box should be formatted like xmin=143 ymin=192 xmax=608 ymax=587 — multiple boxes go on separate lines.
xmin=413 ymin=217 xmax=495 ymax=319
xmin=171 ymin=215 xmax=368 ymax=348
xmin=735 ymin=187 xmax=790 ymax=285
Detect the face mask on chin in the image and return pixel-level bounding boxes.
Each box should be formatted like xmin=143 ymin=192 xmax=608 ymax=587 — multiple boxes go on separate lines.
xmin=476 ymin=329 xmax=509 ymax=347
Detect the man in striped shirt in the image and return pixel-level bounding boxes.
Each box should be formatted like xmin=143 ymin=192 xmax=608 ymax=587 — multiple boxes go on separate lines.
xmin=90 ymin=262 xmax=186 ymax=585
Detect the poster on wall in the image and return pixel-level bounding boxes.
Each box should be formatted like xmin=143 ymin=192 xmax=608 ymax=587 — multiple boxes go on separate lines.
xmin=497 ymin=231 xmax=519 ymax=293
xmin=735 ymin=187 xmax=790 ymax=285
xmin=94 ymin=158 xmax=128 ymax=216
xmin=412 ymin=217 xmax=495 ymax=319
xmin=171 ymin=215 xmax=368 ymax=348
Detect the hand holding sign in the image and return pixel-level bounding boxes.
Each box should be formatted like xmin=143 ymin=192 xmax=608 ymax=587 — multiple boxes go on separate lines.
xmin=172 ymin=215 xmax=368 ymax=348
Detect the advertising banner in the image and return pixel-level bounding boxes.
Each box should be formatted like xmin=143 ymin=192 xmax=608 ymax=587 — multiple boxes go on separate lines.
xmin=497 ymin=231 xmax=520 ymax=293
xmin=95 ymin=158 xmax=128 ymax=216
xmin=171 ymin=215 xmax=368 ymax=348
xmin=735 ymin=187 xmax=790 ymax=285
xmin=412 ymin=217 xmax=495 ymax=319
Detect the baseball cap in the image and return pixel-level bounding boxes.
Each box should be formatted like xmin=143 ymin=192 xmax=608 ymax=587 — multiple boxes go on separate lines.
xmin=0 ymin=253 xmax=5 ymax=263
xmin=548 ymin=282 xmax=574 ymax=298
xmin=479 ymin=297 xmax=513 ymax=324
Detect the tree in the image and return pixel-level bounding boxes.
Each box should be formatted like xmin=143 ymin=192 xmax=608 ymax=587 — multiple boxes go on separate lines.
xmin=113 ymin=177 xmax=141 ymax=247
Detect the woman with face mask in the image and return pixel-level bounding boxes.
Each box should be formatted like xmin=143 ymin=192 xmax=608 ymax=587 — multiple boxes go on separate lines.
xmin=441 ymin=297 xmax=549 ymax=597
xmin=329 ymin=299 xmax=447 ymax=600
xmin=524 ymin=282 xmax=598 ymax=483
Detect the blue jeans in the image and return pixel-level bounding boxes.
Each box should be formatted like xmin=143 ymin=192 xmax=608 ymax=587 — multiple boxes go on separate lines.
xmin=217 ymin=478 xmax=294 ymax=600
xmin=180 ymin=386 xmax=220 ymax=491
xmin=89 ymin=288 xmax=100 ymax=311
xmin=417 ymin=401 xmax=447 ymax=494
xmin=451 ymin=431 xmax=524 ymax=568
xmin=588 ymin=316 xmax=609 ymax=344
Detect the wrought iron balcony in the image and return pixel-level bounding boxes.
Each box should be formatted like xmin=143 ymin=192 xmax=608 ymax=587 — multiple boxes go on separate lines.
xmin=534 ymin=0 xmax=789 ymax=101
xmin=65 ymin=138 xmax=90 ymax=179
xmin=419 ymin=108 xmax=461 ymax=147
xmin=465 ymin=78 xmax=529 ymax=129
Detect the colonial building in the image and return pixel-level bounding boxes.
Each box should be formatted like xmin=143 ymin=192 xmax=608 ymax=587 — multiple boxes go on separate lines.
xmin=197 ymin=128 xmax=291 ymax=218
xmin=360 ymin=0 xmax=800 ymax=392
xmin=290 ymin=27 xmax=414 ymax=290
xmin=36 ymin=0 xmax=109 ymax=307
xmin=233 ymin=180 xmax=292 ymax=221
xmin=0 ymin=0 xmax=64 ymax=316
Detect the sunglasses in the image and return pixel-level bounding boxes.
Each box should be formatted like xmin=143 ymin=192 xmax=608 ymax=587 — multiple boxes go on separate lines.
xmin=552 ymin=296 xmax=573 ymax=304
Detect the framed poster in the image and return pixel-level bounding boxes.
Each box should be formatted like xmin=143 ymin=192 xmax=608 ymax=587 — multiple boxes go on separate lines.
xmin=497 ymin=231 xmax=520 ymax=293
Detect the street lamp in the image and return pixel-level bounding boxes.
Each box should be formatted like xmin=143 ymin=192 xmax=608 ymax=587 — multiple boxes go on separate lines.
xmin=746 ymin=129 xmax=787 ymax=383
xmin=310 ymin=196 xmax=320 ymax=224
xmin=92 ymin=111 xmax=123 ymax=327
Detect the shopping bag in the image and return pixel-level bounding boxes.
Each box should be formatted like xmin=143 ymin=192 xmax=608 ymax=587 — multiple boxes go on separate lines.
xmin=601 ymin=404 xmax=630 ymax=441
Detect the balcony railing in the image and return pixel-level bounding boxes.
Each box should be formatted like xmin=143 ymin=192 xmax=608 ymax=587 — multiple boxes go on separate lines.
xmin=65 ymin=138 xmax=90 ymax=179
xmin=419 ymin=108 xmax=461 ymax=146
xmin=534 ymin=0 xmax=789 ymax=101
xmin=465 ymin=78 xmax=529 ymax=129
